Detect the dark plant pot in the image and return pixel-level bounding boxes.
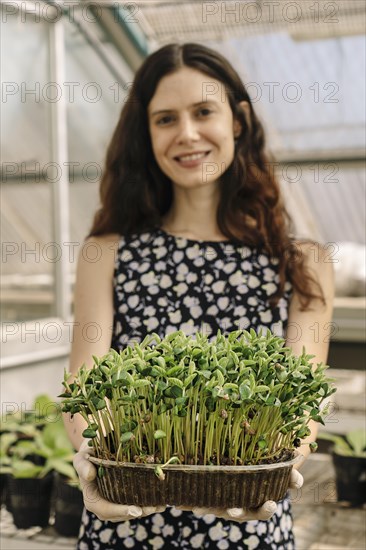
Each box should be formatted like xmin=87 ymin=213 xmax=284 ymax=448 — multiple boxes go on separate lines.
xmin=53 ymin=473 xmax=83 ymax=537
xmin=89 ymin=453 xmax=302 ymax=509
xmin=0 ymin=474 xmax=8 ymax=507
xmin=7 ymin=473 xmax=53 ymax=529
xmin=332 ymin=452 xmax=366 ymax=506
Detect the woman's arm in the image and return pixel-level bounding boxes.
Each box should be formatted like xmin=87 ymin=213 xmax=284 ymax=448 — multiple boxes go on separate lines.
xmin=285 ymin=241 xmax=335 ymax=462
xmin=63 ymin=234 xmax=168 ymax=521
xmin=63 ymin=233 xmax=120 ymax=450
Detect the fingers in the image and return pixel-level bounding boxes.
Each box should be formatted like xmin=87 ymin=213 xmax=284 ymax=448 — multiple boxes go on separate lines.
xmin=73 ymin=444 xmax=165 ymax=522
xmin=226 ymin=508 xmax=248 ymax=521
xmin=251 ymin=500 xmax=277 ymax=520
xmin=175 ymin=505 xmax=195 ymax=512
xmin=78 ymin=439 xmax=93 ymax=453
xmin=80 ymin=477 xmax=163 ymax=522
xmin=73 ymin=449 xmax=96 ymax=482
xmin=225 ymin=501 xmax=277 ymax=522
xmin=82 ymin=479 xmax=143 ymax=522
xmin=105 ymin=505 xmax=143 ymax=523
xmin=178 ymin=502 xmax=278 ymax=522
xmin=192 ymin=507 xmax=211 ymax=517
xmin=142 ymin=506 xmax=166 ymax=516
xmin=192 ymin=507 xmax=248 ymax=522
xmin=289 ymin=469 xmax=304 ymax=490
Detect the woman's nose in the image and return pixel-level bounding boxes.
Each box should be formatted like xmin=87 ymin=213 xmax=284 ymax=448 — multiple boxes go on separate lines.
xmin=176 ymin=115 xmax=199 ymax=142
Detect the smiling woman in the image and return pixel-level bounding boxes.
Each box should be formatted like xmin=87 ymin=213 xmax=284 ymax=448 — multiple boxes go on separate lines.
xmin=66 ymin=43 xmax=334 ymax=550
xmin=147 ymin=68 xmax=241 ymax=191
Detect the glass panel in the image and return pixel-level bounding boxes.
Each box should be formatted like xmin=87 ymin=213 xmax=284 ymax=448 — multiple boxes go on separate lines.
xmin=1 ymin=6 xmax=129 ymax=323
xmin=1 ymin=6 xmax=53 ymax=322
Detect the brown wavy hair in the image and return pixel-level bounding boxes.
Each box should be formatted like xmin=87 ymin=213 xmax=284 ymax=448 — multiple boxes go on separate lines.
xmin=89 ymin=42 xmax=325 ymax=311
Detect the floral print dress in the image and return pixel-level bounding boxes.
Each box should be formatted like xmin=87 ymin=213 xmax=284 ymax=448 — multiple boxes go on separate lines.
xmin=77 ymin=228 xmax=296 ymax=550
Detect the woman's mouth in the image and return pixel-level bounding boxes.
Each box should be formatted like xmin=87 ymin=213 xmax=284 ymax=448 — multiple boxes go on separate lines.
xmin=174 ymin=151 xmax=211 ymax=167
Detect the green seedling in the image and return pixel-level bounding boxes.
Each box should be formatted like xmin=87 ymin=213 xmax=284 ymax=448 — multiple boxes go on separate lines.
xmin=60 ymin=329 xmax=336 ymax=467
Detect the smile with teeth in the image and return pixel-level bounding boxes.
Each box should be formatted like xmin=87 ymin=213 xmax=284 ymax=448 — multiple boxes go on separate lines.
xmin=175 ymin=151 xmax=210 ymax=162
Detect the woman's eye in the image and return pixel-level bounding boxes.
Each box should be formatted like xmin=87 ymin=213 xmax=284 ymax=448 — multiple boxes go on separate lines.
xmin=198 ymin=108 xmax=212 ymax=116
xmin=156 ymin=115 xmax=174 ymax=125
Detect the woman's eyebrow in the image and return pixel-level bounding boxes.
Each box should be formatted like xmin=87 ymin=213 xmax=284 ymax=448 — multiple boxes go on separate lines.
xmin=150 ymin=100 xmax=217 ymax=117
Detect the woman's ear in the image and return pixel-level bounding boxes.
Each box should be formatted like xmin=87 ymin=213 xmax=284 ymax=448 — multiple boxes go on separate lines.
xmin=234 ymin=100 xmax=251 ymax=137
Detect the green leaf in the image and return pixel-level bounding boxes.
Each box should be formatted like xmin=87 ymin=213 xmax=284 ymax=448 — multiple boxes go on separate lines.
xmin=254 ymin=385 xmax=270 ymax=393
xmin=121 ymin=420 xmax=138 ymax=433
xmin=346 ymin=429 xmax=366 ymax=456
xmin=46 ymin=458 xmax=77 ymax=481
xmin=158 ymin=403 xmax=173 ymax=414
xmin=0 ymin=433 xmax=17 ymax=454
xmin=141 ymin=367 xmax=152 ymax=376
xmin=318 ymin=433 xmax=353 ymax=455
xmin=121 ymin=432 xmax=135 ymax=444
xmin=257 ymin=437 xmax=267 ymax=449
xmin=239 ymin=384 xmax=251 ymax=400
xmin=33 ymin=394 xmax=59 ymax=419
xmin=41 ymin=419 xmax=74 ymax=453
xmin=175 ymin=396 xmax=189 ymax=406
xmin=133 ymin=380 xmax=150 ymax=388
xmin=205 ymin=397 xmax=215 ymax=412
xmin=183 ymin=373 xmax=197 ymax=388
xmin=82 ymin=428 xmax=97 ymax=438
xmin=199 ymin=370 xmax=212 ymax=380
xmin=265 ymin=395 xmax=281 ymax=407
xmin=164 ymin=385 xmax=183 ymax=398
xmin=12 ymin=460 xmax=43 ymax=479
xmin=93 ymin=398 xmax=107 ymax=411
xmin=309 ymin=442 xmax=318 ymax=453
xmin=154 ymin=430 xmax=166 ymax=440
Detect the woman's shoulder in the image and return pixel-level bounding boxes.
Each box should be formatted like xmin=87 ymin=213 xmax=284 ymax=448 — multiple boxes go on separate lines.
xmin=291 ymin=238 xmax=334 ymax=291
xmin=83 ymin=232 xmax=121 ymax=246
xmin=77 ymin=233 xmax=121 ymax=280
xmin=291 ymin=238 xmax=333 ymax=264
xmin=83 ymin=232 xmax=122 ymax=256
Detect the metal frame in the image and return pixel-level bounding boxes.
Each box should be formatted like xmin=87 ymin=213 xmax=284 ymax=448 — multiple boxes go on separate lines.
xmin=48 ymin=14 xmax=71 ymax=321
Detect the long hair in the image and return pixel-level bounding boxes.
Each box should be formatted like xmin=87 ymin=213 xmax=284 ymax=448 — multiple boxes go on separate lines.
xmin=89 ymin=42 xmax=324 ymax=311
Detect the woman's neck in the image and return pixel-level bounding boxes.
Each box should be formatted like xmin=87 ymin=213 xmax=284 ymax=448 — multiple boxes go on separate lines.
xmin=161 ymin=184 xmax=227 ymax=241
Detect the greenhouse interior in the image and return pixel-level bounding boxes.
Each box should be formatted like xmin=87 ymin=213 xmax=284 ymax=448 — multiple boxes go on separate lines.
xmin=1 ymin=0 xmax=365 ymax=548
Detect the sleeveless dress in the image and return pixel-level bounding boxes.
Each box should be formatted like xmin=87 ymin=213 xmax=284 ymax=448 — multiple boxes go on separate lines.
xmin=77 ymin=228 xmax=296 ymax=550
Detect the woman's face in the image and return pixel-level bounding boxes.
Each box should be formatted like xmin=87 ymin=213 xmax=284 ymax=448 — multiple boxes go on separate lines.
xmin=148 ymin=66 xmax=240 ymax=190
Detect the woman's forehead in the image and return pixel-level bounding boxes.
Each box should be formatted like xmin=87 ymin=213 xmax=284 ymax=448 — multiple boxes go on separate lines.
xmin=148 ymin=67 xmax=229 ymax=112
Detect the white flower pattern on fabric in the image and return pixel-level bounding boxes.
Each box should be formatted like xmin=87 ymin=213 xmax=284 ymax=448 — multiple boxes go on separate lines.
xmin=209 ymin=522 xmax=228 ymax=541
xmin=190 ymin=533 xmax=206 ymax=548
xmin=112 ymin=229 xmax=292 ymax=349
xmin=99 ymin=528 xmax=113 ymax=543
xmin=244 ymin=535 xmax=261 ymax=549
xmin=77 ymin=229 xmax=295 ymax=550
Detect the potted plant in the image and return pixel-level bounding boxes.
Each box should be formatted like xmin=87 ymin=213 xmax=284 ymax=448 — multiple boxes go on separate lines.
xmin=60 ymin=328 xmax=336 ymax=509
xmin=318 ymin=429 xmax=366 ymax=505
xmin=2 ymin=436 xmax=54 ymax=529
xmin=0 ymin=432 xmax=17 ymax=508
xmin=0 ymin=394 xmax=82 ymax=530
xmin=44 ymin=417 xmax=83 ymax=537
xmin=0 ymin=394 xmax=55 ymax=520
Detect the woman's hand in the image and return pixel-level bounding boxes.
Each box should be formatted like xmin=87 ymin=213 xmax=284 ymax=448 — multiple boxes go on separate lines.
xmin=176 ymin=468 xmax=303 ymax=523
xmin=73 ymin=440 xmax=167 ymax=522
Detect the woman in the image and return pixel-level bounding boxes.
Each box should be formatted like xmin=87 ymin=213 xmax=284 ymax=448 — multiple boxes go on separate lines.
xmin=66 ymin=43 xmax=334 ymax=549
